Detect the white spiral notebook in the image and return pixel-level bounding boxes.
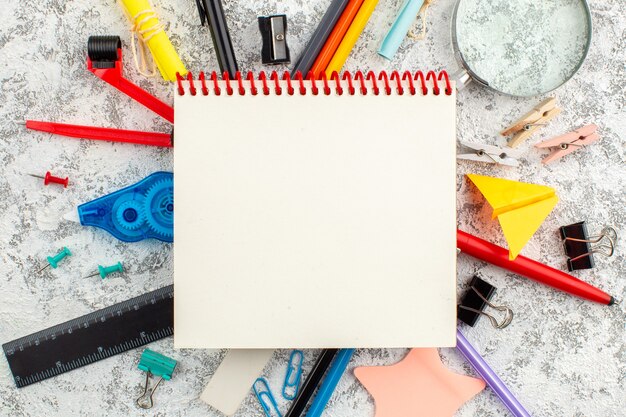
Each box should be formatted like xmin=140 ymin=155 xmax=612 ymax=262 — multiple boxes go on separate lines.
xmin=174 ymin=71 xmax=457 ymax=348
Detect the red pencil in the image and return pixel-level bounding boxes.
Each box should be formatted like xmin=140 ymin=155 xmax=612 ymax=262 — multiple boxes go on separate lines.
xmin=457 ymin=229 xmax=615 ymax=305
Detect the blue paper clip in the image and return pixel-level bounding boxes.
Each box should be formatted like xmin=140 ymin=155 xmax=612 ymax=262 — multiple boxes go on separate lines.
xmin=282 ymin=350 xmax=304 ymax=400
xmin=136 ymin=349 xmax=177 ymax=409
xmin=253 ymin=378 xmax=283 ymax=417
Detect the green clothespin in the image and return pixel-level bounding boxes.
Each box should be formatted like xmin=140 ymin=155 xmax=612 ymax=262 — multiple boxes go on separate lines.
xmin=84 ymin=262 xmax=123 ymax=279
xmin=136 ymin=349 xmax=177 ymax=409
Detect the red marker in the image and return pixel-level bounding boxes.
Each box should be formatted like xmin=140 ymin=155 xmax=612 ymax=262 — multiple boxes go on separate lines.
xmin=26 ymin=121 xmax=172 ymax=148
xmin=457 ymin=229 xmax=615 ymax=305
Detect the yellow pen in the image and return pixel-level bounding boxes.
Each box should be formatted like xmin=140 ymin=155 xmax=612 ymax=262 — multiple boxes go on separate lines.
xmin=119 ymin=0 xmax=187 ymax=81
xmin=325 ymin=0 xmax=379 ymax=77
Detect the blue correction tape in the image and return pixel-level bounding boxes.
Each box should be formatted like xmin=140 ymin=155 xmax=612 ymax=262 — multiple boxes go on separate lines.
xmin=77 ymin=171 xmax=173 ymax=243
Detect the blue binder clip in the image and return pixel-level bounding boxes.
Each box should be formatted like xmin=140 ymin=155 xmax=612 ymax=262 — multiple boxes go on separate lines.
xmin=78 ymin=171 xmax=173 ymax=243
xmin=253 ymin=378 xmax=283 ymax=417
xmin=136 ymin=349 xmax=177 ymax=409
xmin=282 ymin=350 xmax=304 ymax=400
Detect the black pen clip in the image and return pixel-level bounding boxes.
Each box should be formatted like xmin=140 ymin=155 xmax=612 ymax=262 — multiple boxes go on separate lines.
xmin=195 ymin=0 xmax=209 ymax=26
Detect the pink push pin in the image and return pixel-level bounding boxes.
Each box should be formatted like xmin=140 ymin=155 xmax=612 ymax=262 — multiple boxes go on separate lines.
xmin=28 ymin=171 xmax=69 ymax=188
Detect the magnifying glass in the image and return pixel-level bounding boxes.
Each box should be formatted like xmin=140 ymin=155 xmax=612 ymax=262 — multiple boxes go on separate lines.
xmin=451 ymin=0 xmax=592 ymax=97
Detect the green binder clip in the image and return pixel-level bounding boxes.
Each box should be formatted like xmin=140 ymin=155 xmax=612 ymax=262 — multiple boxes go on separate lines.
xmin=136 ymin=349 xmax=177 ymax=409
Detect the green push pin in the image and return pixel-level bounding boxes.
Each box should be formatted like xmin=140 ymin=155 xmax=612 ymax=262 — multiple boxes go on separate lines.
xmin=38 ymin=247 xmax=72 ymax=273
xmin=85 ymin=262 xmax=123 ymax=279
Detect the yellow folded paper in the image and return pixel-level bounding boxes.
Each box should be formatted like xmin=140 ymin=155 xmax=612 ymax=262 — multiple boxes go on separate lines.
xmin=119 ymin=0 xmax=187 ymax=81
xmin=467 ymin=174 xmax=558 ymax=260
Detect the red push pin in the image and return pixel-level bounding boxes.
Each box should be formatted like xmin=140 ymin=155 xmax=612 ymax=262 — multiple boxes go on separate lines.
xmin=28 ymin=171 xmax=69 ymax=188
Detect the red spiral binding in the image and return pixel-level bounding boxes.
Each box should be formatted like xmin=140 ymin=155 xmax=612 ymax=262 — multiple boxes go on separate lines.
xmin=330 ymin=72 xmax=343 ymax=95
xmin=342 ymin=72 xmax=355 ymax=95
xmin=282 ymin=72 xmax=295 ymax=95
xmin=438 ymin=71 xmax=453 ymax=96
xmin=425 ymin=71 xmax=440 ymax=95
xmin=198 ymin=72 xmax=208 ymax=95
xmin=402 ymin=71 xmax=416 ymax=95
xmin=210 ymin=71 xmax=221 ymax=95
xmin=175 ymin=72 xmax=184 ymax=95
xmin=378 ymin=72 xmax=391 ymax=95
xmin=390 ymin=71 xmax=404 ymax=95
xmin=354 ymin=71 xmax=367 ymax=95
xmin=270 ymin=71 xmax=282 ymax=95
xmin=258 ymin=71 xmax=270 ymax=95
xmin=366 ymin=71 xmax=380 ymax=95
xmin=414 ymin=71 xmax=427 ymax=95
xmin=294 ymin=71 xmax=307 ymax=95
xmin=223 ymin=72 xmax=234 ymax=95
xmin=176 ymin=71 xmax=452 ymax=97
xmin=235 ymin=71 xmax=245 ymax=95
xmin=187 ymin=72 xmax=197 ymax=96
xmin=320 ymin=72 xmax=331 ymax=95
xmin=246 ymin=71 xmax=258 ymax=95
xmin=307 ymin=71 xmax=319 ymax=95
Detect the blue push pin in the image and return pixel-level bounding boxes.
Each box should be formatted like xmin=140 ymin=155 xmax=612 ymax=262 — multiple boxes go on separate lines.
xmin=136 ymin=349 xmax=177 ymax=409
xmin=85 ymin=262 xmax=123 ymax=279
xmin=38 ymin=247 xmax=71 ymax=273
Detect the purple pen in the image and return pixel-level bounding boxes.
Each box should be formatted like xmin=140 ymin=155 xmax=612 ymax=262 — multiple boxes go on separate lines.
xmin=456 ymin=329 xmax=532 ymax=417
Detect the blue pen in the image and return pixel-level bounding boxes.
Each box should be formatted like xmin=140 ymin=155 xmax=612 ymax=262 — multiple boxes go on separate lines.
xmin=304 ymin=349 xmax=355 ymax=417
xmin=378 ymin=0 xmax=425 ymax=60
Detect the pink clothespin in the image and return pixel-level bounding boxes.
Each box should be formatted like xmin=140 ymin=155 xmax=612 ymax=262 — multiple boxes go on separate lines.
xmin=535 ymin=124 xmax=600 ymax=164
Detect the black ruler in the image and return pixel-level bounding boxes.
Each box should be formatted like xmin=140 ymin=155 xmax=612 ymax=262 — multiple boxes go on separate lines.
xmin=2 ymin=285 xmax=173 ymax=388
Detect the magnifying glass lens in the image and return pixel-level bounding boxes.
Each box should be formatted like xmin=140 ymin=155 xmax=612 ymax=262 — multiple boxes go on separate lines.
xmin=454 ymin=0 xmax=591 ymax=96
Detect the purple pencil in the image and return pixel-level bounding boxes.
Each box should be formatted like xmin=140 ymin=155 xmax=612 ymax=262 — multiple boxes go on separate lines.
xmin=456 ymin=329 xmax=532 ymax=417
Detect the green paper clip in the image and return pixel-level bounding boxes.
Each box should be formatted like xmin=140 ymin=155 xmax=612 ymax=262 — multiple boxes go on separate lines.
xmin=136 ymin=349 xmax=177 ymax=409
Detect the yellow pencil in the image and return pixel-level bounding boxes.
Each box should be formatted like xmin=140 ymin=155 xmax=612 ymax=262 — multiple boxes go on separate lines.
xmin=325 ymin=0 xmax=379 ymax=77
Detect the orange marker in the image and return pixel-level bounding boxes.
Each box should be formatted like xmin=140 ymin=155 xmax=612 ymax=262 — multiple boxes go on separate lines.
xmin=309 ymin=0 xmax=365 ymax=79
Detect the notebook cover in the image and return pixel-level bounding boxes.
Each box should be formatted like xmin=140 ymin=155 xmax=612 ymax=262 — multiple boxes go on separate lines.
xmin=174 ymin=78 xmax=457 ymax=348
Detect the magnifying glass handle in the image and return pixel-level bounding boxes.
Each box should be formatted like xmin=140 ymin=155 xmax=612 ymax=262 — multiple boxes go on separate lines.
xmin=451 ymin=68 xmax=472 ymax=91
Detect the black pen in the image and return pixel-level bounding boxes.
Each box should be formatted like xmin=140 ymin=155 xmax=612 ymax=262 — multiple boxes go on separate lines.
xmin=195 ymin=0 xmax=238 ymax=77
xmin=284 ymin=349 xmax=339 ymax=417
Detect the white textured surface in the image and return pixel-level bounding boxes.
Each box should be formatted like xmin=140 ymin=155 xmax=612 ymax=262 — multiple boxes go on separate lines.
xmin=0 ymin=0 xmax=624 ymax=416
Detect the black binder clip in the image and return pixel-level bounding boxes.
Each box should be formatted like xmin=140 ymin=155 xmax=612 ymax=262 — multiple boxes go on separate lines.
xmin=458 ymin=276 xmax=513 ymax=329
xmin=258 ymin=15 xmax=290 ymax=65
xmin=560 ymin=221 xmax=617 ymax=271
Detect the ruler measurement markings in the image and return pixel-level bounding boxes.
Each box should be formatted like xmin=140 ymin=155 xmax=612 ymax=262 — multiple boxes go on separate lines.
xmin=2 ymin=286 xmax=173 ymax=388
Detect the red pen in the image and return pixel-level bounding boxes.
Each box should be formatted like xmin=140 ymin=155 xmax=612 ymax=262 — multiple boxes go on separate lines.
xmin=457 ymin=229 xmax=615 ymax=305
xmin=26 ymin=121 xmax=172 ymax=148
